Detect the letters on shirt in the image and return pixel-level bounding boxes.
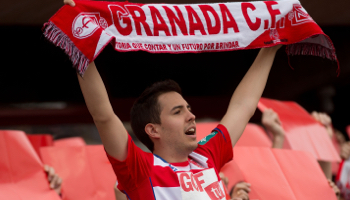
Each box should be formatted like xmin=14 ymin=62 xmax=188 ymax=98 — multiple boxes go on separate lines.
xmin=177 ymin=168 xmax=226 ymax=200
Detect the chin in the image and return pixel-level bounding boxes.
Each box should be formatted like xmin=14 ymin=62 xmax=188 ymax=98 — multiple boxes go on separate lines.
xmin=189 ymin=143 xmax=198 ymax=151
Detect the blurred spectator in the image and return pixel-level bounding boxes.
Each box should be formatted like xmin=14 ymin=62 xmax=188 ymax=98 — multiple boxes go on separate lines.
xmin=229 ymin=181 xmax=251 ymax=200
xmin=261 ymin=108 xmax=285 ymax=149
xmin=311 ymin=111 xmax=334 ymax=138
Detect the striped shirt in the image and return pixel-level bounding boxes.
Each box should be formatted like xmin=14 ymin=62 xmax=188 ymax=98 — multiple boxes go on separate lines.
xmin=107 ymin=124 xmax=233 ymax=200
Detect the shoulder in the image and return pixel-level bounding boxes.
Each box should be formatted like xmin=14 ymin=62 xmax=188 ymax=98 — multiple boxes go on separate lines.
xmin=197 ymin=124 xmax=230 ymax=146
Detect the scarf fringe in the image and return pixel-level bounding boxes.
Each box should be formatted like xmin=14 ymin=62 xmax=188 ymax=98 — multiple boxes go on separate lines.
xmin=286 ymin=43 xmax=340 ymax=75
xmin=43 ymin=21 xmax=89 ymax=76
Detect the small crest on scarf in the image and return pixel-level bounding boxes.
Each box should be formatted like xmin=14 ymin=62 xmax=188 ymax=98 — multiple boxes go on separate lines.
xmin=289 ymin=4 xmax=313 ymax=26
xmin=72 ymin=12 xmax=108 ymax=39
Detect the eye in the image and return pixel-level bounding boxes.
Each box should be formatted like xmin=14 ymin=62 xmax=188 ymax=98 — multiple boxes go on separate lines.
xmin=174 ymin=110 xmax=180 ymax=114
xmin=187 ymin=106 xmax=192 ymax=112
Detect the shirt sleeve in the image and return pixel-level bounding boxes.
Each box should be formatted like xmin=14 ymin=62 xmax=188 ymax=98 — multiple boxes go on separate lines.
xmin=196 ymin=124 xmax=233 ymax=172
xmin=105 ymin=134 xmax=152 ymax=191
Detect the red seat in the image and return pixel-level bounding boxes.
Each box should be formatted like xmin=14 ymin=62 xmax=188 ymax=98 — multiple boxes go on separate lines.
xmin=54 ymin=136 xmax=86 ymax=147
xmin=258 ymin=97 xmax=340 ymax=162
xmin=220 ymin=159 xmax=245 ymax=193
xmin=228 ymin=147 xmax=337 ymax=200
xmin=26 ymin=134 xmax=54 ymax=159
xmin=40 ymin=145 xmax=116 ymax=200
xmin=0 ymin=130 xmax=61 ymax=200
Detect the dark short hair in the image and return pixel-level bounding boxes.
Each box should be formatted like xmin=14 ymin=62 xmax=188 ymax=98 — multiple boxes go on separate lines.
xmin=130 ymin=80 xmax=182 ymax=152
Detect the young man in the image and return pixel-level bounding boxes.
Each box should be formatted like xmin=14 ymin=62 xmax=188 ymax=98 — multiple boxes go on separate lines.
xmin=77 ymin=46 xmax=279 ymax=199
xmin=64 ymin=1 xmax=280 ymax=199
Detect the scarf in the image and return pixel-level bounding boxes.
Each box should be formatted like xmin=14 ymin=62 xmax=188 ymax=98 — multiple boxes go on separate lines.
xmin=43 ymin=0 xmax=338 ymax=76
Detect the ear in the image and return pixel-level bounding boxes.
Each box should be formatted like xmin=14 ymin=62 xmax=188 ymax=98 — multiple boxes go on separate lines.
xmin=145 ymin=123 xmax=161 ymax=139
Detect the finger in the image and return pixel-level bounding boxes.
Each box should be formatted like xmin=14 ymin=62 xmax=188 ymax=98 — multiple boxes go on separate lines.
xmin=47 ymin=167 xmax=55 ymax=182
xmin=50 ymin=175 xmax=59 ymax=189
xmin=311 ymin=111 xmax=318 ymax=120
xmin=44 ymin=164 xmax=49 ymax=172
xmin=64 ymin=0 xmax=75 ymax=7
xmin=275 ymin=114 xmax=282 ymax=125
xmin=235 ymin=182 xmax=251 ymax=187
xmin=263 ymin=109 xmax=273 ymax=116
xmin=320 ymin=114 xmax=331 ymax=125
xmin=235 ymin=183 xmax=251 ymax=193
xmin=237 ymin=190 xmax=249 ymax=200
xmin=54 ymin=176 xmax=62 ymax=189
xmin=335 ymin=187 xmax=340 ymax=197
xmin=265 ymin=108 xmax=273 ymax=112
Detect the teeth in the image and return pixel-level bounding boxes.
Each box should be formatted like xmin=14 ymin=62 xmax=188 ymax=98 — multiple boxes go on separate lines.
xmin=185 ymin=127 xmax=195 ymax=135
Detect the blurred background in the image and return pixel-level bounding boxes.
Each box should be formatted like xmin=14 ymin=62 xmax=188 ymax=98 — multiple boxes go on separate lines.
xmin=0 ymin=0 xmax=349 ymax=144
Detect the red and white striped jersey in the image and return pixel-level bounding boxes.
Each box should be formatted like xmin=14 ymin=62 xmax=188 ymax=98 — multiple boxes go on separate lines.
xmin=107 ymin=124 xmax=233 ymax=200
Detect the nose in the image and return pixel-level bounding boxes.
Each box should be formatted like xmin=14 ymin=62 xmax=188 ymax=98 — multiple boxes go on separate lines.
xmin=187 ymin=109 xmax=196 ymax=122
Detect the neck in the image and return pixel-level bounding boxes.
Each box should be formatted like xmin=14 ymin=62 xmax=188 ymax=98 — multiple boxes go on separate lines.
xmin=153 ymin=147 xmax=190 ymax=163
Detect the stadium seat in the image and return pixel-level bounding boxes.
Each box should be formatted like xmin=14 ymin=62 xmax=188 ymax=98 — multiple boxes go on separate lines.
xmin=54 ymin=136 xmax=86 ymax=147
xmin=0 ymin=130 xmax=61 ymax=200
xmin=40 ymin=145 xmax=116 ymax=200
xmin=229 ymin=147 xmax=337 ymax=200
xmin=258 ymin=97 xmax=340 ymax=162
xmin=26 ymin=134 xmax=54 ymax=159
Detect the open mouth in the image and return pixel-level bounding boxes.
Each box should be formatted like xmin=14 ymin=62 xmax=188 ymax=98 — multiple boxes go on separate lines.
xmin=185 ymin=128 xmax=196 ymax=135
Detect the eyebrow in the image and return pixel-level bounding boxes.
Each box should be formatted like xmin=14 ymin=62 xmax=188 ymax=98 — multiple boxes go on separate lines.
xmin=171 ymin=104 xmax=191 ymax=112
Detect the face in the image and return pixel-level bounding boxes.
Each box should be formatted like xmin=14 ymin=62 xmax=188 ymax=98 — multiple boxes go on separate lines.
xmin=156 ymin=91 xmax=197 ymax=154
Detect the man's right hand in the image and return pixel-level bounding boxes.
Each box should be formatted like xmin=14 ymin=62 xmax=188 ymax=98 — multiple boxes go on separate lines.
xmin=64 ymin=0 xmax=75 ymax=6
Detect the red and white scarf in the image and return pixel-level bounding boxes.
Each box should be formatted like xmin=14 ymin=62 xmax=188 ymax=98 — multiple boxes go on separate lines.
xmin=43 ymin=0 xmax=338 ymax=75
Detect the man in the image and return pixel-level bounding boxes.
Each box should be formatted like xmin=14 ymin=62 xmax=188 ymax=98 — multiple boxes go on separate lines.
xmin=64 ymin=1 xmax=281 ymax=199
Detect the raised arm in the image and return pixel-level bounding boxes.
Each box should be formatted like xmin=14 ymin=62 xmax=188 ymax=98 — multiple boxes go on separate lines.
xmin=78 ymin=62 xmax=128 ymax=160
xmin=220 ymin=45 xmax=281 ymax=147
xmin=63 ymin=0 xmax=127 ymax=160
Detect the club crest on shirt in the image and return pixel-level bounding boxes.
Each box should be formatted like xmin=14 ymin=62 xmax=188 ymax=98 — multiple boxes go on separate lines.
xmin=198 ymin=131 xmax=218 ymax=145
